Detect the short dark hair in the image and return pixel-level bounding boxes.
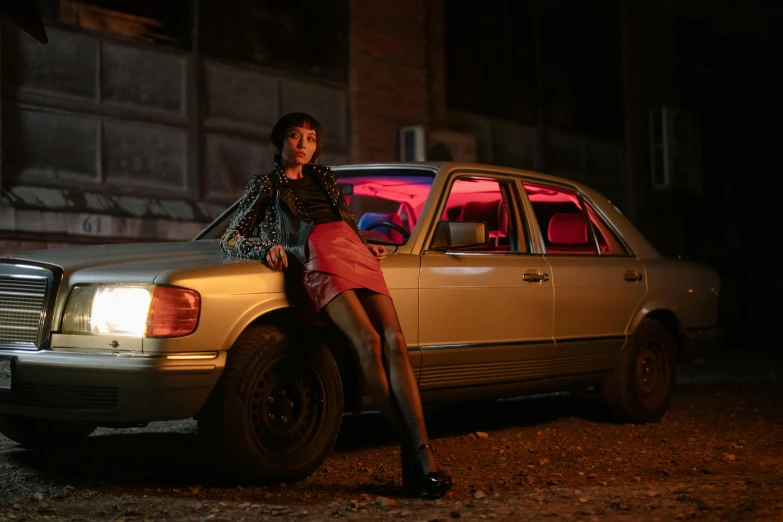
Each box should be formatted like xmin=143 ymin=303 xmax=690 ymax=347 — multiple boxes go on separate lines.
xmin=270 ymin=112 xmax=323 ymax=165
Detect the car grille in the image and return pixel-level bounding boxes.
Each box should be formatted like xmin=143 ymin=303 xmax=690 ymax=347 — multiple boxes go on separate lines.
xmin=0 ymin=276 xmax=48 ymax=349
xmin=0 ymin=383 xmax=119 ymax=411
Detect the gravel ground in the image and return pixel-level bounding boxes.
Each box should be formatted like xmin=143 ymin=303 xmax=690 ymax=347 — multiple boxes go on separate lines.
xmin=1 ymin=373 xmax=782 ymax=521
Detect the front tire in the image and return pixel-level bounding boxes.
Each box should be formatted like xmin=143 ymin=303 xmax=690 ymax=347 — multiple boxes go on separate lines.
xmin=602 ymin=319 xmax=676 ymax=423
xmin=0 ymin=416 xmax=95 ymax=448
xmin=198 ymin=324 xmax=343 ymax=483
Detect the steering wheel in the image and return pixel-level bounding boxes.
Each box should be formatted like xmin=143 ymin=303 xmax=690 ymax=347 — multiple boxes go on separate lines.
xmin=366 ymin=221 xmax=411 ymax=240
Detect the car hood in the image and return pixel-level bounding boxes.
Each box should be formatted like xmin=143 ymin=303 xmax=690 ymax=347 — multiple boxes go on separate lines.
xmin=3 ymin=240 xmax=249 ymax=284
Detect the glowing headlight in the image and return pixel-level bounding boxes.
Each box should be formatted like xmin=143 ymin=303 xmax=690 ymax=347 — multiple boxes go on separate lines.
xmin=61 ymin=285 xmax=200 ymax=337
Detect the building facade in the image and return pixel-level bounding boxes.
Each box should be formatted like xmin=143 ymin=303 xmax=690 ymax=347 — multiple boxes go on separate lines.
xmin=1 ymin=0 xmax=778 ymax=279
xmin=1 ymin=0 xmax=356 ymax=253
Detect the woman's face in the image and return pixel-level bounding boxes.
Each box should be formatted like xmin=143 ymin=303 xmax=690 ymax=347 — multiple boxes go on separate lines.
xmin=280 ymin=126 xmax=317 ymax=166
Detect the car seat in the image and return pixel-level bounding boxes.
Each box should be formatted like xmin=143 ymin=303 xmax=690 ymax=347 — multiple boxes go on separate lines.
xmin=458 ymin=199 xmax=508 ymax=248
xmin=546 ymin=212 xmax=594 ymax=254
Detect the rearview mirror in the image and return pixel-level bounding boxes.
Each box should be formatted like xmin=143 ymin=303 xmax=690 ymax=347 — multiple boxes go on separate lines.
xmin=430 ymin=221 xmax=487 ymax=250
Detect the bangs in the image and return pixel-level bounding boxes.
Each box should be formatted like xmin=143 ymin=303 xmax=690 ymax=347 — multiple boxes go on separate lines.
xmin=288 ymin=115 xmax=320 ymax=132
xmin=277 ymin=112 xmax=322 ymax=135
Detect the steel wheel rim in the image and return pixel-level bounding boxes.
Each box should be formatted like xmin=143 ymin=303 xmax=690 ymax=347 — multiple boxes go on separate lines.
xmin=635 ymin=340 xmax=671 ymax=409
xmin=249 ymin=356 xmax=327 ymax=457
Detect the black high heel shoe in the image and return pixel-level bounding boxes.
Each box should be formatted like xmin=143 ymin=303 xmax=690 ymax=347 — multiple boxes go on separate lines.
xmin=401 ymin=443 xmax=453 ymax=499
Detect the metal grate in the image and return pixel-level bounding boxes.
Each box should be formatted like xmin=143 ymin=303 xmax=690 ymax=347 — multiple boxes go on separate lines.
xmin=0 ymin=382 xmax=119 ymax=411
xmin=0 ymin=276 xmax=48 ymax=348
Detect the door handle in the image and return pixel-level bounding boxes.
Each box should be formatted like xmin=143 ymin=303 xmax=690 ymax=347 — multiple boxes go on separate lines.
xmin=624 ymin=270 xmax=643 ymax=282
xmin=523 ymin=271 xmax=550 ymax=282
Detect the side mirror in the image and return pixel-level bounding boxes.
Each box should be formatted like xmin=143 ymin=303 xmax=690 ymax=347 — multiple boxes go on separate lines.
xmin=430 ymin=221 xmax=487 ymax=251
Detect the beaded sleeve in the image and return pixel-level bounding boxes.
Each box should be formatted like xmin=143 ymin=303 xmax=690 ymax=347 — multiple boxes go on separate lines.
xmin=220 ymin=173 xmax=279 ymax=260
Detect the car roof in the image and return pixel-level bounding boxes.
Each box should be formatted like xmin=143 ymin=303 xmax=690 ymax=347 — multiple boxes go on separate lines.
xmin=331 ymin=161 xmax=590 ymax=191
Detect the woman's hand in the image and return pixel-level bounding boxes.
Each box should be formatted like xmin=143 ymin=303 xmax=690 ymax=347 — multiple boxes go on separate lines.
xmin=265 ymin=245 xmax=288 ymax=271
xmin=368 ymin=244 xmax=387 ymax=262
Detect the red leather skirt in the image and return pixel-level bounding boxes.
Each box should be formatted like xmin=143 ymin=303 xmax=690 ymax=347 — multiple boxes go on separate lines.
xmin=303 ymin=221 xmax=391 ymax=311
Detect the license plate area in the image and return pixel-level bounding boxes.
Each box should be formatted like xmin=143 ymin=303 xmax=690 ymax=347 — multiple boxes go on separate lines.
xmin=0 ymin=357 xmax=13 ymax=391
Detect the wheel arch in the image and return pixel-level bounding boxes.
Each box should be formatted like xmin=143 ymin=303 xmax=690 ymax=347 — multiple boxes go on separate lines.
xmin=630 ymin=304 xmax=683 ymax=359
xmin=226 ymin=304 xmax=362 ymax=415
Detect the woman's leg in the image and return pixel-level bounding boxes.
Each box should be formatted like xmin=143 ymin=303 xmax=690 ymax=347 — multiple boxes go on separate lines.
xmin=357 ymin=291 xmax=438 ymax=474
xmin=323 ymin=290 xmax=410 ymax=445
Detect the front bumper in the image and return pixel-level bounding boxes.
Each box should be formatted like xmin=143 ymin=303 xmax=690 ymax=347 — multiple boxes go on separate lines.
xmin=678 ymin=327 xmax=723 ymax=364
xmin=0 ymin=349 xmax=226 ymax=424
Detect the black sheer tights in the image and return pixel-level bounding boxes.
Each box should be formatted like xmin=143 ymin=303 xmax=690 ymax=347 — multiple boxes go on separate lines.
xmin=324 ymin=290 xmax=437 ymax=474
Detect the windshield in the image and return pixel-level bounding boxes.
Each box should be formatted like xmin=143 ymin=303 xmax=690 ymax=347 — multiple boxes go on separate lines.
xmin=336 ymin=168 xmax=435 ymax=245
xmin=195 ymin=167 xmax=436 ymax=246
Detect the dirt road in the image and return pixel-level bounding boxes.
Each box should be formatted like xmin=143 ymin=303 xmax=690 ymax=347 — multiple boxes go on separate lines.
xmin=1 ymin=381 xmax=782 ymax=521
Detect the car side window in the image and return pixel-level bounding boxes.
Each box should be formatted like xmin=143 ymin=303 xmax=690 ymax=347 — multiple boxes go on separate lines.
xmin=440 ymin=177 xmax=520 ymax=253
xmin=586 ymin=203 xmax=629 ymax=256
xmin=523 ymin=183 xmax=597 ymax=256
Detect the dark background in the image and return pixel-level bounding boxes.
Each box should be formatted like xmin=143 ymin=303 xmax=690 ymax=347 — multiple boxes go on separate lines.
xmin=3 ymin=0 xmax=782 ymax=354
xmin=447 ymin=1 xmax=783 ymax=352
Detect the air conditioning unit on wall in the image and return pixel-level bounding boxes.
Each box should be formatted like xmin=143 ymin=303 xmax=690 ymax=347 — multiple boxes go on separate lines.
xmin=649 ymin=106 xmax=703 ymax=193
xmin=399 ymin=126 xmax=476 ymax=163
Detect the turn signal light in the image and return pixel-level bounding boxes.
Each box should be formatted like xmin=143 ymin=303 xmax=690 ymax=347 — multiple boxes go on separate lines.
xmin=146 ymin=287 xmax=201 ymax=337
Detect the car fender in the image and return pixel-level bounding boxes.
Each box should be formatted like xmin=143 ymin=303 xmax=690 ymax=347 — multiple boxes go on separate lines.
xmin=218 ymin=294 xmax=295 ymax=352
xmin=627 ymin=299 xmax=681 ymax=336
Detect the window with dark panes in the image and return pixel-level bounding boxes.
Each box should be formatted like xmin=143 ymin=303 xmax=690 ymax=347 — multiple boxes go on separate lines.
xmin=441 ymin=177 xmax=520 ymax=253
xmin=39 ymin=0 xmax=192 ymax=50
xmin=523 ymin=183 xmax=597 ymax=255
xmin=200 ymin=0 xmax=348 ymax=82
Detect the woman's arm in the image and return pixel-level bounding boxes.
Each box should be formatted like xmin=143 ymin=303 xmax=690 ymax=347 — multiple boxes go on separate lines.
xmin=221 ymin=173 xmax=279 ymax=259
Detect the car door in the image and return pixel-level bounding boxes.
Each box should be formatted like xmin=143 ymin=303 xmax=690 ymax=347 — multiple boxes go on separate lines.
xmin=418 ymin=173 xmax=554 ymax=391
xmin=521 ymin=182 xmax=647 ymax=377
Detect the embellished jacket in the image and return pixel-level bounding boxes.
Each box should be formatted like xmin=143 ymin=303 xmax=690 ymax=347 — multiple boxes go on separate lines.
xmin=221 ymin=164 xmax=365 ymax=265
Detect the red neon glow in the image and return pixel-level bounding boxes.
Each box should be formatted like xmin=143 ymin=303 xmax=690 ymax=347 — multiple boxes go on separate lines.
xmin=338 ymin=176 xmax=611 ymax=252
xmin=523 ymin=182 xmax=582 ymax=205
xmin=548 ymin=212 xmax=588 ymax=244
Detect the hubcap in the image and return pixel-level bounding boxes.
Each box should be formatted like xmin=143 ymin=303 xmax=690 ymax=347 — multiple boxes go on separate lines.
xmin=249 ymin=356 xmax=327 ymax=455
xmin=635 ymin=340 xmax=671 ymax=409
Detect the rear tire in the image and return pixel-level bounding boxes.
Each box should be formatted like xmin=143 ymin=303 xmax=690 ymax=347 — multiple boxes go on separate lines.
xmin=198 ymin=324 xmax=343 ymax=483
xmin=0 ymin=416 xmax=95 ymax=448
xmin=602 ymin=319 xmax=676 ymax=423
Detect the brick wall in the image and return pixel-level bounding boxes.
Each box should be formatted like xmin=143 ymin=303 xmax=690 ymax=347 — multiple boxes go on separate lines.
xmin=426 ymin=0 xmax=447 ymax=127
xmin=348 ymin=0 xmax=433 ymax=162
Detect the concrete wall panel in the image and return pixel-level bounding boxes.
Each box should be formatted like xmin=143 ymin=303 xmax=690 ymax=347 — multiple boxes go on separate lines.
xmin=3 ymin=27 xmax=98 ymax=100
xmin=102 ymin=42 xmax=186 ymax=113
xmin=204 ymin=61 xmax=279 ymax=128
xmin=204 ymin=132 xmax=271 ymax=199
xmin=4 ymin=108 xmax=100 ymax=184
xmin=103 ymin=120 xmax=187 ymax=190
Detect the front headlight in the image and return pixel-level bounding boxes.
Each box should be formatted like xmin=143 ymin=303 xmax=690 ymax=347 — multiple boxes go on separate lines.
xmin=61 ymin=285 xmax=200 ymax=338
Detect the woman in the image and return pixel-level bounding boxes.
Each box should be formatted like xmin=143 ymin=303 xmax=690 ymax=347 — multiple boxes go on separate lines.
xmin=221 ymin=112 xmax=452 ymax=499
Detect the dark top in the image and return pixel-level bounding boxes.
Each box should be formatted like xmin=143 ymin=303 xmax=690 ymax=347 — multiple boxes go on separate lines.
xmin=289 ymin=174 xmax=342 ymax=225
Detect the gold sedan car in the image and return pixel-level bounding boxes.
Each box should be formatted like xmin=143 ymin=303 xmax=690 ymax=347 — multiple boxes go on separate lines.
xmin=0 ymin=162 xmax=721 ymax=481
